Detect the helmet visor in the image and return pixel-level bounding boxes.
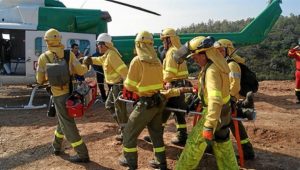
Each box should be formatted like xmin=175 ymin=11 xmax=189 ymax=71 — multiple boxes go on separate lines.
xmin=173 ymin=43 xmax=190 ymax=64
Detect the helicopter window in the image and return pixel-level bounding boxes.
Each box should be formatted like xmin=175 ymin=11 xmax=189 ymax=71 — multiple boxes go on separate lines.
xmin=34 ymin=37 xmax=46 ymax=57
xmin=67 ymin=39 xmax=90 ymax=56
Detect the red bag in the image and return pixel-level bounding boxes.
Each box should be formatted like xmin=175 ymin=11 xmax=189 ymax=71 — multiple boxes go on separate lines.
xmin=66 ymin=85 xmax=97 ymax=118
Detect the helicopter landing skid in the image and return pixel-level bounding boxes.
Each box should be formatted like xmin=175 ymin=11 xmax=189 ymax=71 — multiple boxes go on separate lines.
xmin=0 ymin=85 xmax=47 ymax=110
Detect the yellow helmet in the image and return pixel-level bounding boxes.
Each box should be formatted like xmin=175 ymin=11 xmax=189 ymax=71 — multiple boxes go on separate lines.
xmin=135 ymin=31 xmax=153 ymax=44
xmin=44 ymin=28 xmax=61 ymax=46
xmin=188 ymin=36 xmax=215 ymax=54
xmin=160 ymin=28 xmax=177 ymax=40
xmin=44 ymin=28 xmax=61 ymax=41
xmin=215 ymin=39 xmax=234 ymax=49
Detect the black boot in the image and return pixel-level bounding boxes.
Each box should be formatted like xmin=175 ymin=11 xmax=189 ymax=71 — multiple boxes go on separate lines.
xmin=149 ymin=159 xmax=167 ymax=170
xmin=52 ymin=149 xmax=61 ymax=156
xmin=69 ymin=155 xmax=90 ymax=163
xmin=143 ymin=135 xmax=152 ymax=143
xmin=119 ymin=156 xmax=137 ymax=170
xmin=296 ymin=92 xmax=300 ymax=104
xmin=171 ymin=129 xmax=187 ymax=146
xmin=242 ymin=142 xmax=255 ymax=160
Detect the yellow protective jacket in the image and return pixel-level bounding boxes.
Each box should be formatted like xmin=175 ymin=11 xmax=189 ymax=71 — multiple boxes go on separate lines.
xmin=160 ymin=88 xmax=181 ymax=99
xmin=163 ymin=46 xmax=189 ymax=82
xmin=124 ymin=56 xmax=163 ymax=97
xmin=92 ymin=49 xmax=128 ymax=84
xmin=199 ymin=48 xmax=231 ymax=130
xmin=36 ymin=50 xmax=88 ymax=97
xmin=228 ymin=61 xmax=241 ymax=99
xmin=229 ymin=54 xmax=245 ymax=100
xmin=199 ymin=63 xmax=231 ymax=130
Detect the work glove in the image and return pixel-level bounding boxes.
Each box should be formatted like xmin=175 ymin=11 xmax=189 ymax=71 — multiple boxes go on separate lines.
xmin=203 ymin=127 xmax=213 ymax=145
xmin=178 ymin=87 xmax=193 ymax=93
xmin=83 ymin=56 xmax=93 ymax=67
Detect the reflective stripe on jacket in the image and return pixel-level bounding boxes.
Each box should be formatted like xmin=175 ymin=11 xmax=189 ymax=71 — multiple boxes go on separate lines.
xmin=92 ymin=49 xmax=128 ymax=84
xmin=228 ymin=61 xmax=241 ymax=99
xmin=124 ymin=56 xmax=163 ymax=97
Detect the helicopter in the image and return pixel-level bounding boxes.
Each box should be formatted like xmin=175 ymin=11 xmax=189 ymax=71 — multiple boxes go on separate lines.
xmin=0 ymin=0 xmax=282 ymax=109
xmin=0 ymin=0 xmax=282 ymax=84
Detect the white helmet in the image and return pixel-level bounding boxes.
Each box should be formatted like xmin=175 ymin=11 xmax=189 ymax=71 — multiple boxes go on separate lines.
xmin=96 ymin=33 xmax=112 ymax=44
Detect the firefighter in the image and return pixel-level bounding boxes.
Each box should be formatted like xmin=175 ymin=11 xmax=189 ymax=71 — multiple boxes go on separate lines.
xmin=119 ymin=31 xmax=167 ymax=170
xmin=143 ymin=28 xmax=190 ymax=146
xmin=215 ymin=39 xmax=255 ymax=160
xmin=174 ymin=36 xmax=239 ymax=169
xmin=36 ymin=28 xmax=91 ymax=163
xmin=89 ymin=33 xmax=128 ymax=141
xmin=71 ymin=43 xmax=83 ymax=59
xmin=161 ymin=28 xmax=190 ymax=145
xmin=288 ymin=39 xmax=300 ymax=104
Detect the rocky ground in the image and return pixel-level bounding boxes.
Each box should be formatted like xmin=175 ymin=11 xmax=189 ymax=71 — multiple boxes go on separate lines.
xmin=0 ymin=80 xmax=300 ymax=170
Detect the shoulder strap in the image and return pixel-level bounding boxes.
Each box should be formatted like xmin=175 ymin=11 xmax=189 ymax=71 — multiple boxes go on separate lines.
xmin=64 ymin=50 xmax=70 ymax=64
xmin=226 ymin=56 xmax=235 ymax=63
xmin=64 ymin=49 xmax=73 ymax=94
xmin=44 ymin=52 xmax=51 ymax=63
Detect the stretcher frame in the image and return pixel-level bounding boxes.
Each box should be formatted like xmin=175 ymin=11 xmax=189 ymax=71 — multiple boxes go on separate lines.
xmin=117 ymin=96 xmax=256 ymax=167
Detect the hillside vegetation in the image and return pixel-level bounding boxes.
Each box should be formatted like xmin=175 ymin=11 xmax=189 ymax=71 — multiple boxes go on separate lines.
xmin=178 ymin=14 xmax=300 ymax=80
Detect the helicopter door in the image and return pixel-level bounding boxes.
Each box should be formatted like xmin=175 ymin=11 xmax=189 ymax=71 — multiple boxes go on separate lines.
xmin=25 ymin=31 xmax=46 ymax=78
xmin=0 ymin=29 xmax=25 ymax=76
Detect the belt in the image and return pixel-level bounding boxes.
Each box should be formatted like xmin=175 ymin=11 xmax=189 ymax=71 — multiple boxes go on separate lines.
xmin=139 ymin=93 xmax=161 ymax=109
xmin=139 ymin=93 xmax=160 ymax=101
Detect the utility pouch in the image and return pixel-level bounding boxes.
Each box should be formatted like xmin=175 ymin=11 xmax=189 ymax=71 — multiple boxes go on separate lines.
xmin=46 ymin=60 xmax=70 ymax=86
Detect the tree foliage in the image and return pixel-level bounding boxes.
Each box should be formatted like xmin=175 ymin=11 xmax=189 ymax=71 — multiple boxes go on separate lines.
xmin=178 ymin=15 xmax=300 ymax=80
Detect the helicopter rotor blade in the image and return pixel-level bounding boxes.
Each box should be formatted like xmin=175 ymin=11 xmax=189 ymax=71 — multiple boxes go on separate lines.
xmin=104 ymin=0 xmax=161 ymax=16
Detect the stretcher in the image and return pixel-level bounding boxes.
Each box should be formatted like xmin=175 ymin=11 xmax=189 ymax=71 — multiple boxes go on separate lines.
xmin=117 ymin=94 xmax=256 ymax=168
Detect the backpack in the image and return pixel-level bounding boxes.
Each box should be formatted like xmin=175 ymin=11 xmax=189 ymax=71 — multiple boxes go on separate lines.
xmin=227 ymin=59 xmax=259 ymax=97
xmin=45 ymin=50 xmax=71 ymax=87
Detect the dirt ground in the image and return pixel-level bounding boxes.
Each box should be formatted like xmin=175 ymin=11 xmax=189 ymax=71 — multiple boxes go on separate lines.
xmin=0 ymin=80 xmax=300 ymax=170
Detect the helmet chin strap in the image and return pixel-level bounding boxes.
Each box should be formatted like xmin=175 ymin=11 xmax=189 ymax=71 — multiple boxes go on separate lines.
xmin=166 ymin=37 xmax=172 ymax=50
xmin=225 ymin=47 xmax=229 ymax=57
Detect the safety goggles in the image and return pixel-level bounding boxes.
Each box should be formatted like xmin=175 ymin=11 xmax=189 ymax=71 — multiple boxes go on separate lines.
xmin=96 ymin=41 xmax=105 ymax=46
